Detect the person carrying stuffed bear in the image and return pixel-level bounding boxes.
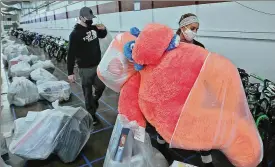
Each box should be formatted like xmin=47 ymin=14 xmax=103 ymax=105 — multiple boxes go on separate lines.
xmin=97 ymin=23 xmax=263 ymax=167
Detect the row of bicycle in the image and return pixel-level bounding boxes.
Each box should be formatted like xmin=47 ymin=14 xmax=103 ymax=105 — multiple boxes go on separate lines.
xmin=238 ymin=68 xmax=275 ymax=166
xmin=9 ymin=29 xmax=68 ymax=63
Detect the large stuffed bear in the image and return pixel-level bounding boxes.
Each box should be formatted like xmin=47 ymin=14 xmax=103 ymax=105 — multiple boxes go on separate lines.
xmin=97 ymin=23 xmax=263 ymax=167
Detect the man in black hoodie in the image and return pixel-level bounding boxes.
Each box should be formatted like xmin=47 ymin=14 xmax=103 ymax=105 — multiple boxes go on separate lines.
xmin=67 ymin=7 xmax=107 ymax=125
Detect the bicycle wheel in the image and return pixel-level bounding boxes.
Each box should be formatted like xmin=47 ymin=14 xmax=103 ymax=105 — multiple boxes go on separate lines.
xmin=256 ymin=114 xmax=270 ymax=140
xmin=56 ymin=50 xmax=63 ymax=62
xmin=256 ymin=114 xmax=270 ymax=167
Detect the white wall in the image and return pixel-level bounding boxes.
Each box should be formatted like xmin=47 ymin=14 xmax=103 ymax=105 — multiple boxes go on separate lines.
xmin=19 ymin=1 xmax=275 ymax=80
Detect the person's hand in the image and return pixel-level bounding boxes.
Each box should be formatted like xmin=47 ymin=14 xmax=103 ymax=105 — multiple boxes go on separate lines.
xmin=96 ymin=24 xmax=106 ymax=30
xmin=68 ymin=74 xmax=76 ymax=83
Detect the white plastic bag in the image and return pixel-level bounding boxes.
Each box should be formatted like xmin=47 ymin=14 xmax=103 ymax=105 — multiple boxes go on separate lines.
xmin=7 ymin=77 xmax=39 ymax=106
xmin=30 ymin=68 xmax=58 ymax=83
xmin=8 ymin=55 xmax=31 ymax=67
xmin=1 ymin=39 xmax=14 ymax=53
xmin=99 ymin=31 xmax=113 ymax=58
xmin=37 ymin=81 xmax=71 ymax=102
xmin=19 ymin=45 xmax=29 ymax=55
xmin=3 ymin=44 xmax=29 ymax=62
xmin=97 ymin=32 xmax=137 ymax=93
xmin=31 ymin=60 xmax=55 ymax=71
xmin=0 ymin=157 xmax=11 ymax=167
xmin=1 ymin=53 xmax=8 ymax=68
xmin=170 ymin=161 xmax=197 ymax=167
xmin=9 ymin=103 xmax=93 ymax=162
xmin=9 ymin=61 xmax=32 ymax=78
xmin=29 ymin=55 xmax=40 ymax=64
xmin=104 ymin=114 xmax=168 ymax=167
xmin=0 ymin=133 xmax=8 ymax=156
xmin=9 ymin=109 xmax=66 ymax=159
xmin=3 ymin=44 xmax=20 ymax=61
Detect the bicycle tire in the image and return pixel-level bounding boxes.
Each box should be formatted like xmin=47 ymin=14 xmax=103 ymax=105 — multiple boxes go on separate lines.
xmin=256 ymin=114 xmax=270 ymax=139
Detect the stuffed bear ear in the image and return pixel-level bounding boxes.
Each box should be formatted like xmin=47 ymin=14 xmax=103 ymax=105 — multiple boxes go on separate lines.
xmin=130 ymin=27 xmax=140 ymax=37
xmin=124 ymin=40 xmax=144 ymax=71
xmin=166 ymin=34 xmax=180 ymax=51
xmin=124 ymin=40 xmax=136 ymax=62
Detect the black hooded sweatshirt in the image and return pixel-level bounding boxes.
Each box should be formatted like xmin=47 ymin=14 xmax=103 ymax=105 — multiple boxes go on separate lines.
xmin=67 ymin=24 xmax=107 ymax=75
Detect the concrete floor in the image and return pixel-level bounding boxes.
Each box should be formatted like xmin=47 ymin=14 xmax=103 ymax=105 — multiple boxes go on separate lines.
xmin=1 ymin=37 xmax=274 ymax=167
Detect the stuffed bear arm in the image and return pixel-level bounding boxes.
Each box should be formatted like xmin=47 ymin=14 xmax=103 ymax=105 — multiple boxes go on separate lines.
xmin=118 ymin=73 xmax=146 ymax=127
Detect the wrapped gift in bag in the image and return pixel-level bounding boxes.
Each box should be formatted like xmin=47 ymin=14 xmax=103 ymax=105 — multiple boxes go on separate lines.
xmin=9 ymin=102 xmax=93 ymax=162
xmin=7 ymin=77 xmax=39 ymax=106
xmin=31 ymin=60 xmax=55 ymax=73
xmin=9 ymin=61 xmax=32 ymax=78
xmin=104 ymin=114 xmax=168 ymax=167
xmin=8 ymin=55 xmax=31 ymax=67
xmin=37 ymin=80 xmax=71 ymax=102
xmin=30 ymin=68 xmax=58 ymax=83
xmin=3 ymin=44 xmax=29 ymax=62
xmin=29 ymin=55 xmax=40 ymax=65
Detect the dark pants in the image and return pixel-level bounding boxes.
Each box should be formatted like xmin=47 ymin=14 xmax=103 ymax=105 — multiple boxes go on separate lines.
xmin=157 ymin=134 xmax=212 ymax=165
xmin=79 ymin=67 xmax=105 ymax=116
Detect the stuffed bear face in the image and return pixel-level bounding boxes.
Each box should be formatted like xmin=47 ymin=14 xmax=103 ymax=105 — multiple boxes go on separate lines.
xmin=132 ymin=23 xmax=175 ymax=66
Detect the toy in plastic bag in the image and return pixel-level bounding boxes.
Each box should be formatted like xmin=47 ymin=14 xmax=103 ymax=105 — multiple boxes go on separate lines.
xmin=37 ymin=81 xmax=71 ymax=102
xmin=7 ymin=77 xmax=39 ymax=106
xmin=114 ymin=24 xmax=263 ymax=167
xmin=9 ymin=61 xmax=32 ymax=78
xmin=30 ymin=68 xmax=58 ymax=83
xmin=9 ymin=102 xmax=93 ymax=163
xmin=97 ymin=32 xmax=137 ymax=92
xmin=31 ymin=60 xmax=55 ymax=73
xmin=103 ymin=114 xmax=168 ymax=167
xmin=53 ymin=101 xmax=94 ymax=163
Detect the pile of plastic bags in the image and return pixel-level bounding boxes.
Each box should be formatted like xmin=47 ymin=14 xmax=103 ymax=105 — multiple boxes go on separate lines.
xmin=3 ymin=44 xmax=29 ymax=62
xmin=104 ymin=114 xmax=168 ymax=167
xmin=9 ymin=102 xmax=93 ymax=163
xmin=7 ymin=77 xmax=40 ymax=106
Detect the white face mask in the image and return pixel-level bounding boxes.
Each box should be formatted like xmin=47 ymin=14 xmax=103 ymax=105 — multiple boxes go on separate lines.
xmin=181 ymin=27 xmax=196 ymax=42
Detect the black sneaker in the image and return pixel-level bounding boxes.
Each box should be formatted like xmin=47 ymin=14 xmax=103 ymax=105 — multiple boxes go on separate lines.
xmin=92 ymin=115 xmax=99 ymax=126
